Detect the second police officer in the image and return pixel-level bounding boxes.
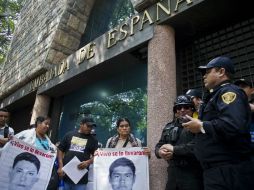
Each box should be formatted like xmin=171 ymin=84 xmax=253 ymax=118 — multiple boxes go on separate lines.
xmin=155 ymin=95 xmax=203 ymax=190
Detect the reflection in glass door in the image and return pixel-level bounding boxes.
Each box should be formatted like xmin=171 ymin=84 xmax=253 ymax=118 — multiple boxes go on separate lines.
xmin=58 ymin=63 xmax=147 ymax=147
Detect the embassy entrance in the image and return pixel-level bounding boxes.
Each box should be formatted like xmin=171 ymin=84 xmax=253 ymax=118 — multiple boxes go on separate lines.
xmin=57 ymin=61 xmax=148 ymax=147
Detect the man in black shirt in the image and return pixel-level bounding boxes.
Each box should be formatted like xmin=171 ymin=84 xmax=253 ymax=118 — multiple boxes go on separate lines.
xmin=183 ymin=56 xmax=254 ymax=190
xmin=57 ymin=117 xmax=98 ymax=190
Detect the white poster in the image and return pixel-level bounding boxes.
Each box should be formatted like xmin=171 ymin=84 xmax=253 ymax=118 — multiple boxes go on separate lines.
xmin=62 ymin=156 xmax=88 ymax=184
xmin=94 ymin=147 xmax=149 ymax=190
xmin=0 ymin=137 xmax=56 ymax=190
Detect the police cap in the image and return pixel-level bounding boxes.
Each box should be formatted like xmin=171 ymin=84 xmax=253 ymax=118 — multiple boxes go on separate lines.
xmin=186 ymin=89 xmax=202 ymax=99
xmin=234 ymin=78 xmax=253 ymax=88
xmin=198 ymin=56 xmax=235 ymax=74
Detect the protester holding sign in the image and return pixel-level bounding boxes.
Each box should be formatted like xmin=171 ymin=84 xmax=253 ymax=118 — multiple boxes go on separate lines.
xmin=57 ymin=116 xmax=98 ymax=190
xmin=106 ymin=118 xmax=142 ymax=148
xmin=15 ymin=116 xmax=57 ymax=190
xmin=106 ymin=118 xmax=150 ymax=157
xmin=0 ymin=137 xmax=56 ymax=190
xmin=15 ymin=116 xmax=56 ymax=152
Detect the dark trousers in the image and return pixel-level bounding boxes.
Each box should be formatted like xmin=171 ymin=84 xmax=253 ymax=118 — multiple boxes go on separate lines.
xmin=203 ymin=160 xmax=254 ymax=190
xmin=166 ymin=166 xmax=203 ymax=190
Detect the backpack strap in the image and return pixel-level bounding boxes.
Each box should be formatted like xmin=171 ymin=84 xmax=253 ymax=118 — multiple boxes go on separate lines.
xmin=3 ymin=126 xmax=9 ymax=138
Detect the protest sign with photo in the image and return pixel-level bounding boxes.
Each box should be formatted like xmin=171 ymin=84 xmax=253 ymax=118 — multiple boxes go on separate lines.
xmin=94 ymin=147 xmax=149 ymax=190
xmin=0 ymin=137 xmax=56 ymax=190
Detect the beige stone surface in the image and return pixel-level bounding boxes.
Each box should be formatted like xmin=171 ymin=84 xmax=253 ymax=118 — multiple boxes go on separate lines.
xmin=30 ymin=95 xmax=51 ymax=125
xmin=147 ymin=25 xmax=176 ymax=190
xmin=0 ymin=0 xmax=96 ymax=100
xmin=68 ymin=14 xmax=80 ymax=30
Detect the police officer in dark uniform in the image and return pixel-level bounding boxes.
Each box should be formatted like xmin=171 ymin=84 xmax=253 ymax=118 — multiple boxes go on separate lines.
xmin=234 ymin=78 xmax=254 ymax=159
xmin=186 ymin=89 xmax=203 ymax=118
xmin=183 ymin=56 xmax=254 ymax=190
xmin=155 ymin=95 xmax=203 ymax=190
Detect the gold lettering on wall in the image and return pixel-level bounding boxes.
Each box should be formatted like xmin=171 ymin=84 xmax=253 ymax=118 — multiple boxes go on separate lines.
xmin=156 ymin=2 xmax=171 ymax=21
xmin=107 ymin=29 xmax=118 ymax=48
xmin=28 ymin=0 xmax=197 ymax=92
xmin=87 ymin=42 xmax=96 ymax=59
xmin=45 ymin=69 xmax=53 ymax=82
xmin=41 ymin=74 xmax=46 ymax=83
xmin=78 ymin=42 xmax=96 ymax=64
xmin=54 ymin=67 xmax=58 ymax=77
xmin=119 ymin=23 xmax=128 ymax=41
xmin=130 ymin=15 xmax=140 ymax=36
xmin=140 ymin=10 xmax=154 ymax=31
xmin=175 ymin=0 xmax=193 ymax=12
xmin=58 ymin=60 xmax=69 ymax=75
xmin=30 ymin=59 xmax=70 ymax=91
xmin=79 ymin=48 xmax=87 ymax=64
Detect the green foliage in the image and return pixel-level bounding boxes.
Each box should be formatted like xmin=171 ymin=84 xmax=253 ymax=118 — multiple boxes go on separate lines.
xmin=108 ymin=0 xmax=135 ymax=29
xmin=76 ymin=88 xmax=147 ymax=134
xmin=0 ymin=0 xmax=23 ymax=65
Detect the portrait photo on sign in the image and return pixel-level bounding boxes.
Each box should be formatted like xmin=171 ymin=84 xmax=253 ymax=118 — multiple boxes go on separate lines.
xmin=94 ymin=147 xmax=149 ymax=190
xmin=0 ymin=137 xmax=56 ymax=190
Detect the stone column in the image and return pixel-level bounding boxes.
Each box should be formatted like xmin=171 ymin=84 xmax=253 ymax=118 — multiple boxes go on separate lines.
xmin=30 ymin=94 xmax=51 ymax=125
xmin=147 ymin=25 xmax=176 ymax=190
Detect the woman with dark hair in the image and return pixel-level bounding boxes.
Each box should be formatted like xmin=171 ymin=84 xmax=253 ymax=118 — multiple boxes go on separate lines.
xmin=15 ymin=116 xmax=56 ymax=152
xmin=106 ymin=118 xmax=142 ymax=148
xmin=15 ymin=116 xmax=57 ymax=190
xmin=106 ymin=118 xmax=150 ymax=156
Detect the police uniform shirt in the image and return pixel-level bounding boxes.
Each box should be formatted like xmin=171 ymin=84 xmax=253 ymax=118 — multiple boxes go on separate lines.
xmin=196 ymin=82 xmax=252 ymax=164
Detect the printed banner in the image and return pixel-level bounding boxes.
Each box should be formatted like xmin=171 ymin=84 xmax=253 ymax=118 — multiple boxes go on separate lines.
xmin=94 ymin=147 xmax=149 ymax=190
xmin=0 ymin=137 xmax=56 ymax=190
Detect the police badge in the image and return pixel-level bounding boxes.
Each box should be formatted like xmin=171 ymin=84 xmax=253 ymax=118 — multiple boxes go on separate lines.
xmin=221 ymin=92 xmax=236 ymax=104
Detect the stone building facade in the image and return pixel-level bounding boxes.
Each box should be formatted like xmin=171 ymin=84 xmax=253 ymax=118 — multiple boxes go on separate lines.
xmin=1 ymin=0 xmax=95 ymax=99
xmin=1 ymin=0 xmax=254 ymax=189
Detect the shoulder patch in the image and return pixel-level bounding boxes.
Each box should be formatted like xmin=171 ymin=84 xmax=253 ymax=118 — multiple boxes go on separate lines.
xmin=221 ymin=92 xmax=236 ymax=104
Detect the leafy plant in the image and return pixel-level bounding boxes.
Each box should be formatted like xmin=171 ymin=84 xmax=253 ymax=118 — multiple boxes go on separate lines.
xmin=0 ymin=0 xmax=23 ymax=65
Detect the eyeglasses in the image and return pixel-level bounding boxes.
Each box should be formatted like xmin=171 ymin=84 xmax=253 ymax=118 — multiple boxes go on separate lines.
xmin=175 ymin=105 xmax=191 ymax=111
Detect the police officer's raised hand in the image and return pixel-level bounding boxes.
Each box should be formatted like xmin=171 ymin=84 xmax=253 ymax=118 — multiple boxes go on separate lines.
xmin=159 ymin=144 xmax=173 ymax=160
xmin=182 ymin=115 xmax=204 ymax=134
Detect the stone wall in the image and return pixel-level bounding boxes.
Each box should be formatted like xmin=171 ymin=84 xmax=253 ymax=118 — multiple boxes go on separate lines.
xmin=0 ymin=0 xmax=95 ymax=100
